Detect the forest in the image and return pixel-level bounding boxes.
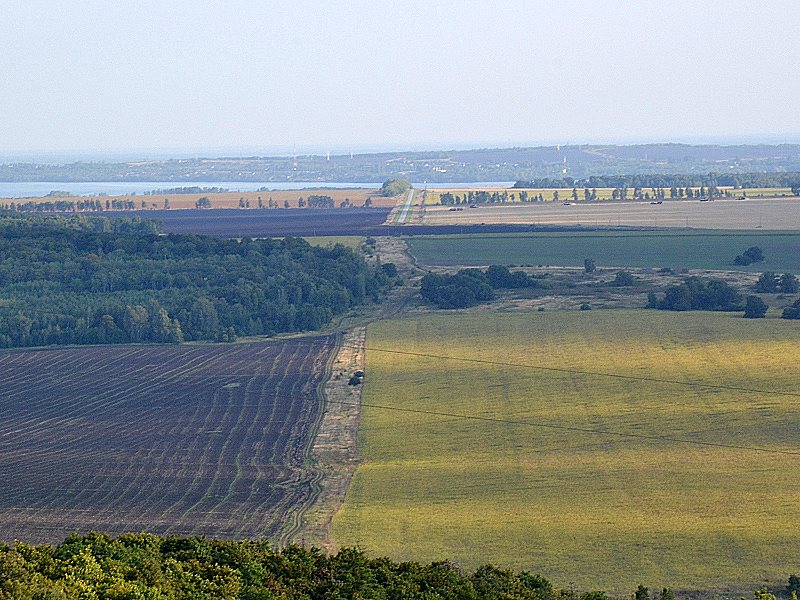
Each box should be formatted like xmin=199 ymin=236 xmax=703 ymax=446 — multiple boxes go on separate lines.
xmin=0 ymin=213 xmax=391 ymax=348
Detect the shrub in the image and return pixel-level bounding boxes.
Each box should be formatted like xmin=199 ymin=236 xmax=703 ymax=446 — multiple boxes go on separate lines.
xmin=782 ymin=298 xmax=800 ymax=319
xmin=780 ymin=273 xmax=799 ymax=293
xmin=754 ymin=272 xmax=779 ymax=293
xmin=381 ymin=263 xmax=398 ymax=278
xmin=743 ymin=295 xmax=768 ymax=318
xmin=611 ymin=271 xmax=635 ymax=287
xmin=734 ymin=246 xmax=764 ymax=266
xmin=652 ymin=276 xmax=741 ymax=311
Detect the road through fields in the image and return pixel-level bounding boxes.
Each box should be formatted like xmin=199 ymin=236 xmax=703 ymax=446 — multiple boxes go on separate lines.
xmin=395 ymin=189 xmax=415 ymax=224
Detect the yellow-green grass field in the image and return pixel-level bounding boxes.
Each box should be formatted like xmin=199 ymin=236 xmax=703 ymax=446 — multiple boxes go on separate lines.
xmin=331 ymin=311 xmax=800 ymax=592
xmin=302 ymin=235 xmax=364 ymax=250
xmin=737 ymin=188 xmax=794 ymax=198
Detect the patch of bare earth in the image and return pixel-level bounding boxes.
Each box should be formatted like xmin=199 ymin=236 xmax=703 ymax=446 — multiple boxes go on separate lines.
xmin=299 ymin=327 xmax=366 ymax=551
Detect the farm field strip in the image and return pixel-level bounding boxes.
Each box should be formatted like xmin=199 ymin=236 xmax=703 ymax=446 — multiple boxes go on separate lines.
xmin=140 ymin=207 xmax=394 ymax=238
xmin=420 ymin=198 xmax=800 ymax=230
xmin=331 ymin=311 xmax=800 ymax=591
xmin=7 ymin=188 xmax=397 ymax=210
xmin=406 ymin=230 xmax=800 ymax=272
xmin=0 ymin=336 xmax=338 ymax=543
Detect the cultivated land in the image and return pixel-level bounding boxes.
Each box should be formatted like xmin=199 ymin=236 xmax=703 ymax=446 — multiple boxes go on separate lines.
xmin=5 ymin=188 xmax=397 ymax=209
xmin=421 ymin=197 xmax=800 ymax=230
xmin=331 ymin=311 xmax=800 ymax=592
xmin=0 ymin=336 xmax=337 ymax=544
xmin=302 ymin=235 xmax=364 ymax=250
xmin=141 ymin=207 xmax=392 ymax=237
xmin=406 ymin=230 xmax=800 ymax=272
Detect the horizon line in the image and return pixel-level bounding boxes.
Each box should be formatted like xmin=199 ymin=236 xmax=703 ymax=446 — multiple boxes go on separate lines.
xmin=3 ymin=135 xmax=800 ymax=164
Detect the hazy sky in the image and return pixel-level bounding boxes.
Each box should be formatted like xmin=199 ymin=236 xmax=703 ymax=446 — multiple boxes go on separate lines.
xmin=2 ymin=0 xmax=799 ymax=157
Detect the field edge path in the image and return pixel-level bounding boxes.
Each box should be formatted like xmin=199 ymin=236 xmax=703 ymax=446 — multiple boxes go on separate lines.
xmin=290 ymin=327 xmax=366 ymax=550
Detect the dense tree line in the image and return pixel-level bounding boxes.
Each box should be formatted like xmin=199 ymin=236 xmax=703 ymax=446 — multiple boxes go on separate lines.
xmin=0 ymin=214 xmax=391 ymax=348
xmin=0 ymin=533 xmax=796 ymax=599
xmin=514 ymin=172 xmax=800 ymax=191
xmin=0 ymin=533 xmax=629 ymax=600
xmin=1 ymin=194 xmax=368 ymax=214
xmin=647 ymin=277 xmax=741 ymax=311
xmin=421 ymin=266 xmax=547 ymax=309
xmin=439 ymin=185 xmax=742 ymax=206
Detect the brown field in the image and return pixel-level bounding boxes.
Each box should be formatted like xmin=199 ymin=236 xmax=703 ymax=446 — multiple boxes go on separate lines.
xmin=0 ymin=336 xmax=338 ymax=544
xmin=7 ymin=188 xmax=400 ymax=209
xmin=420 ymin=197 xmax=800 ymax=230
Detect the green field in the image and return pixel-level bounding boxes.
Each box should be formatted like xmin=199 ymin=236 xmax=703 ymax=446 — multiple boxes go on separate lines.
xmin=407 ymin=230 xmax=800 ymax=272
xmin=331 ymin=311 xmax=800 ymax=591
xmin=302 ymin=235 xmax=364 ymax=250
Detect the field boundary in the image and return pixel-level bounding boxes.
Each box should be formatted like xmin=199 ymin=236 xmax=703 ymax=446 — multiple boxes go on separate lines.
xmin=296 ymin=327 xmax=366 ymax=550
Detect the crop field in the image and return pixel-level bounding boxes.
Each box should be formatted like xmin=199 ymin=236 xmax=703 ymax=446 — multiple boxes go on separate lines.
xmin=125 ymin=207 xmax=393 ymax=238
xmin=0 ymin=336 xmax=337 ymax=544
xmin=420 ymin=197 xmax=800 ymax=230
xmin=737 ymin=187 xmax=794 ymax=198
xmin=331 ymin=311 xmax=800 ymax=591
xmin=302 ymin=235 xmax=364 ymax=249
xmin=406 ymin=230 xmax=800 ymax=272
xmin=8 ymin=188 xmax=399 ymax=209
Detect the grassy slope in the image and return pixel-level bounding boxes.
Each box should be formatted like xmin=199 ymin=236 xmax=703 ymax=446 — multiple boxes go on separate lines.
xmin=330 ymin=311 xmax=800 ymax=591
xmin=302 ymin=235 xmax=364 ymax=250
xmin=406 ymin=230 xmax=800 ymax=272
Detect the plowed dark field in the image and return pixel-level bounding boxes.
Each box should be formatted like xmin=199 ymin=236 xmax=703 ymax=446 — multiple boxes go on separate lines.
xmin=132 ymin=208 xmax=393 ymax=237
xmin=0 ymin=336 xmax=337 ymax=544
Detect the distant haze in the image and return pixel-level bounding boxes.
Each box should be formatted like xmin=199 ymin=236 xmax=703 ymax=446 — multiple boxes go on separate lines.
xmin=2 ymin=1 xmax=799 ymax=159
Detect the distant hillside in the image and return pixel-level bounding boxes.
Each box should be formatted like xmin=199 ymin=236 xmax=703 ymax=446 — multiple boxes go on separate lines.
xmin=3 ymin=143 xmax=800 ymax=183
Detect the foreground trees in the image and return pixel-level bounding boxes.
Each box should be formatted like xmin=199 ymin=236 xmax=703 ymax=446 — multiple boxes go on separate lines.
xmin=0 ymin=533 xmax=793 ymax=599
xmin=0 ymin=533 xmax=648 ymax=600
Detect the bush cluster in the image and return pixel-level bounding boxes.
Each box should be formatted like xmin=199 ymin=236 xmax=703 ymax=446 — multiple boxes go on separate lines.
xmin=647 ymin=277 xmax=741 ymax=311
xmin=421 ymin=265 xmax=546 ymax=309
